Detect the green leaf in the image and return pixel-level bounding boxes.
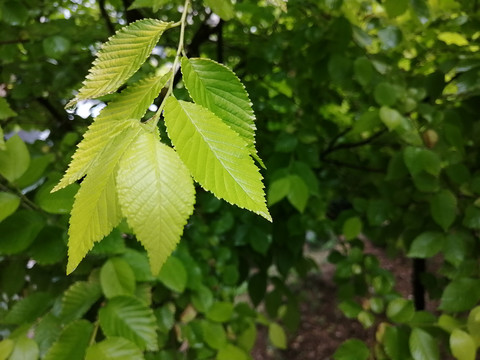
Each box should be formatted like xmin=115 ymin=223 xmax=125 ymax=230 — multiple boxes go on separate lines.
xmin=85 ymin=337 xmax=144 ymax=360
xmin=430 ymin=190 xmax=456 ymax=231
xmin=55 ymin=73 xmax=169 ymax=191
xmin=409 ymin=328 xmax=439 ymax=360
xmin=266 ymin=0 xmax=288 ymax=11
xmin=383 ymin=326 xmax=410 ymax=360
xmin=9 ymin=337 xmax=39 ymax=360
xmin=116 ymin=127 xmax=195 ymax=275
xmin=268 ymin=322 xmax=287 ymax=349
xmin=287 ymin=175 xmax=309 ymax=213
xmin=216 ymin=344 xmax=248 ymax=360
xmin=450 ymin=329 xmax=476 ymax=360
xmin=157 ymin=256 xmax=188 ymax=293
xmin=374 ymin=82 xmax=398 ymax=106
xmin=385 ymin=0 xmax=408 ymax=17
xmin=463 ymin=206 xmax=480 ymax=229
xmin=66 ymin=120 xmax=142 ymax=274
xmin=201 ymin=320 xmax=227 ymax=350
xmin=34 ymin=313 xmax=63 ymax=357
xmin=204 ymin=0 xmax=235 ymax=20
xmin=0 ymin=210 xmax=44 ymax=255
xmin=29 ymin=226 xmax=67 ymax=265
xmin=386 ymin=298 xmax=415 ymax=323
xmin=100 ymin=257 xmax=136 ymax=298
xmin=99 ymin=296 xmax=158 ymax=351
xmin=0 ymin=128 xmax=5 ymax=150
xmin=467 ymin=306 xmax=480 ymax=346
xmin=15 ymin=154 xmax=54 ymax=189
xmin=408 ymin=231 xmax=444 ymax=258
xmin=353 ymin=57 xmax=374 ymax=87
xmin=181 ymin=57 xmax=260 ymax=163
xmin=0 ymin=97 xmax=17 ymax=120
xmin=238 ymin=321 xmax=257 ymax=351
xmin=3 ymin=292 xmax=52 ymax=325
xmin=44 ymin=320 xmax=93 ymax=360
xmin=333 ymin=339 xmax=370 ymax=360
xmin=60 ymin=280 xmax=102 ymax=323
xmin=268 ymin=176 xmax=290 ymax=206
xmin=67 ymin=20 xmax=172 ymax=108
xmin=0 ymin=192 xmax=20 ymax=222
xmin=35 ymin=179 xmax=78 ymax=214
xmin=404 ymin=147 xmax=441 ymax=177
xmin=0 ymin=339 xmax=14 ymax=360
xmin=342 ymin=217 xmax=362 ymax=241
xmin=440 ymin=278 xmax=480 ymax=312
xmin=164 ymin=97 xmax=271 ymax=221
xmin=438 ymin=32 xmax=469 ymax=46
xmin=206 ymin=302 xmax=234 ymax=323
xmin=379 ymin=106 xmax=403 ymax=131
xmin=0 ymin=134 xmax=30 ymax=183
xmin=43 ymin=35 xmax=71 ymax=59
xmin=191 ymin=285 xmax=214 ymax=313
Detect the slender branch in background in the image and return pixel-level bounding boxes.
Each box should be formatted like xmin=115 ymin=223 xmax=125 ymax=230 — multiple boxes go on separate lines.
xmin=121 ymin=0 xmax=144 ymax=23
xmin=0 ymin=39 xmax=29 ymax=45
xmin=98 ymin=0 xmax=115 ymax=35
xmin=322 ymin=127 xmax=352 ymax=155
xmin=0 ymin=182 xmax=42 ymax=212
xmin=321 ymin=158 xmax=384 ymax=173
xmin=321 ymin=129 xmax=387 ymax=157
xmin=217 ymin=19 xmax=224 ymax=63
xmin=36 ymin=97 xmax=74 ymax=134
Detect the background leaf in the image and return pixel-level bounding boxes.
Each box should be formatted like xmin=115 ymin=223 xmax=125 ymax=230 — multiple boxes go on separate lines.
xmin=430 ymin=190 xmax=456 ymax=231
xmin=99 ymin=296 xmax=158 ymax=351
xmin=0 ymin=134 xmax=30 ymax=183
xmin=85 ymin=337 xmax=144 ymax=360
xmin=100 ymin=257 xmax=136 ymax=298
xmin=409 ymin=328 xmax=439 ymax=360
xmin=60 ymin=280 xmax=102 ymax=323
xmin=44 ymin=320 xmax=93 ymax=360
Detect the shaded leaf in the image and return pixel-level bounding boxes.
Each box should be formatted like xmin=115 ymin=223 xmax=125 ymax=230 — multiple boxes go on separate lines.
xmin=60 ymin=280 xmax=102 ymax=323
xmin=440 ymin=278 xmax=480 ymax=312
xmin=44 ymin=320 xmax=93 ymax=360
xmin=333 ymin=339 xmax=369 ymax=360
xmin=100 ymin=257 xmax=136 ymax=299
xmin=99 ymin=296 xmax=158 ymax=351
xmin=409 ymin=328 xmax=439 ymax=360
xmin=157 ymin=256 xmax=188 ymax=293
xmin=430 ymin=190 xmax=456 ymax=231
xmin=0 ymin=192 xmax=20 ymax=222
xmin=408 ymin=231 xmax=444 ymax=258
xmin=0 ymin=134 xmax=30 ymax=183
xmin=85 ymin=337 xmax=144 ymax=360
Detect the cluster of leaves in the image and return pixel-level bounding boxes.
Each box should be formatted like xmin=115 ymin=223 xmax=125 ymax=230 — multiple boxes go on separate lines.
xmin=2 ymin=0 xmax=480 ymax=359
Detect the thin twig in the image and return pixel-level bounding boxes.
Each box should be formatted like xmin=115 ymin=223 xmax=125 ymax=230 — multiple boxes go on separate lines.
xmin=321 ymin=158 xmax=384 ymax=173
xmin=321 ymin=129 xmax=387 ymax=157
xmin=0 ymin=39 xmax=29 ymax=45
xmin=98 ymin=0 xmax=115 ymax=35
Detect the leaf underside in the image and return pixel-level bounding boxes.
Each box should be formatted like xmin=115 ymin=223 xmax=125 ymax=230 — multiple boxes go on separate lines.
xmin=67 ymin=19 xmax=171 ymax=108
xmin=116 ymin=127 xmax=195 ymax=275
xmin=164 ymin=97 xmax=271 ymax=221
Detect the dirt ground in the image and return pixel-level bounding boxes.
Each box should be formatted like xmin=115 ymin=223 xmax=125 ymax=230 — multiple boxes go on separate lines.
xmin=251 ymin=241 xmax=414 ymax=360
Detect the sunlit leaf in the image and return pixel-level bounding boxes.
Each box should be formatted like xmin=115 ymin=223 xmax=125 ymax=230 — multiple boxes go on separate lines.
xmin=164 ymin=97 xmax=270 ymax=221
xmin=67 ymin=19 xmax=172 ymax=107
xmin=116 ymin=126 xmax=195 ymax=275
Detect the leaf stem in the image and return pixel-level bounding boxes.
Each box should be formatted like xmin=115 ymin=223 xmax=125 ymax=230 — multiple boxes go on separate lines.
xmin=151 ymin=0 xmax=190 ymax=127
xmin=89 ymin=320 xmax=100 ymax=345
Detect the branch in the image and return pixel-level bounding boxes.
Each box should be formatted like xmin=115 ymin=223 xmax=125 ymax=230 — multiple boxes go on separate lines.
xmin=321 ymin=158 xmax=384 ymax=173
xmin=217 ymin=19 xmax=224 ymax=63
xmin=321 ymin=129 xmax=387 ymax=157
xmin=36 ymin=97 xmax=74 ymax=134
xmin=0 ymin=39 xmax=29 ymax=45
xmin=98 ymin=0 xmax=115 ymax=36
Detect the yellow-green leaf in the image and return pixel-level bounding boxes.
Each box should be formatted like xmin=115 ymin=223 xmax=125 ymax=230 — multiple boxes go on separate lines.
xmin=164 ymin=97 xmax=271 ymax=221
xmin=438 ymin=32 xmax=469 ymax=46
xmin=204 ymin=0 xmax=234 ymax=20
xmin=67 ymin=120 xmax=142 ymax=274
xmin=54 ymin=73 xmax=169 ymax=191
xmin=67 ymin=19 xmax=172 ymax=108
xmin=116 ymin=126 xmax=195 ymax=275
xmin=0 ymin=134 xmax=30 ymax=183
